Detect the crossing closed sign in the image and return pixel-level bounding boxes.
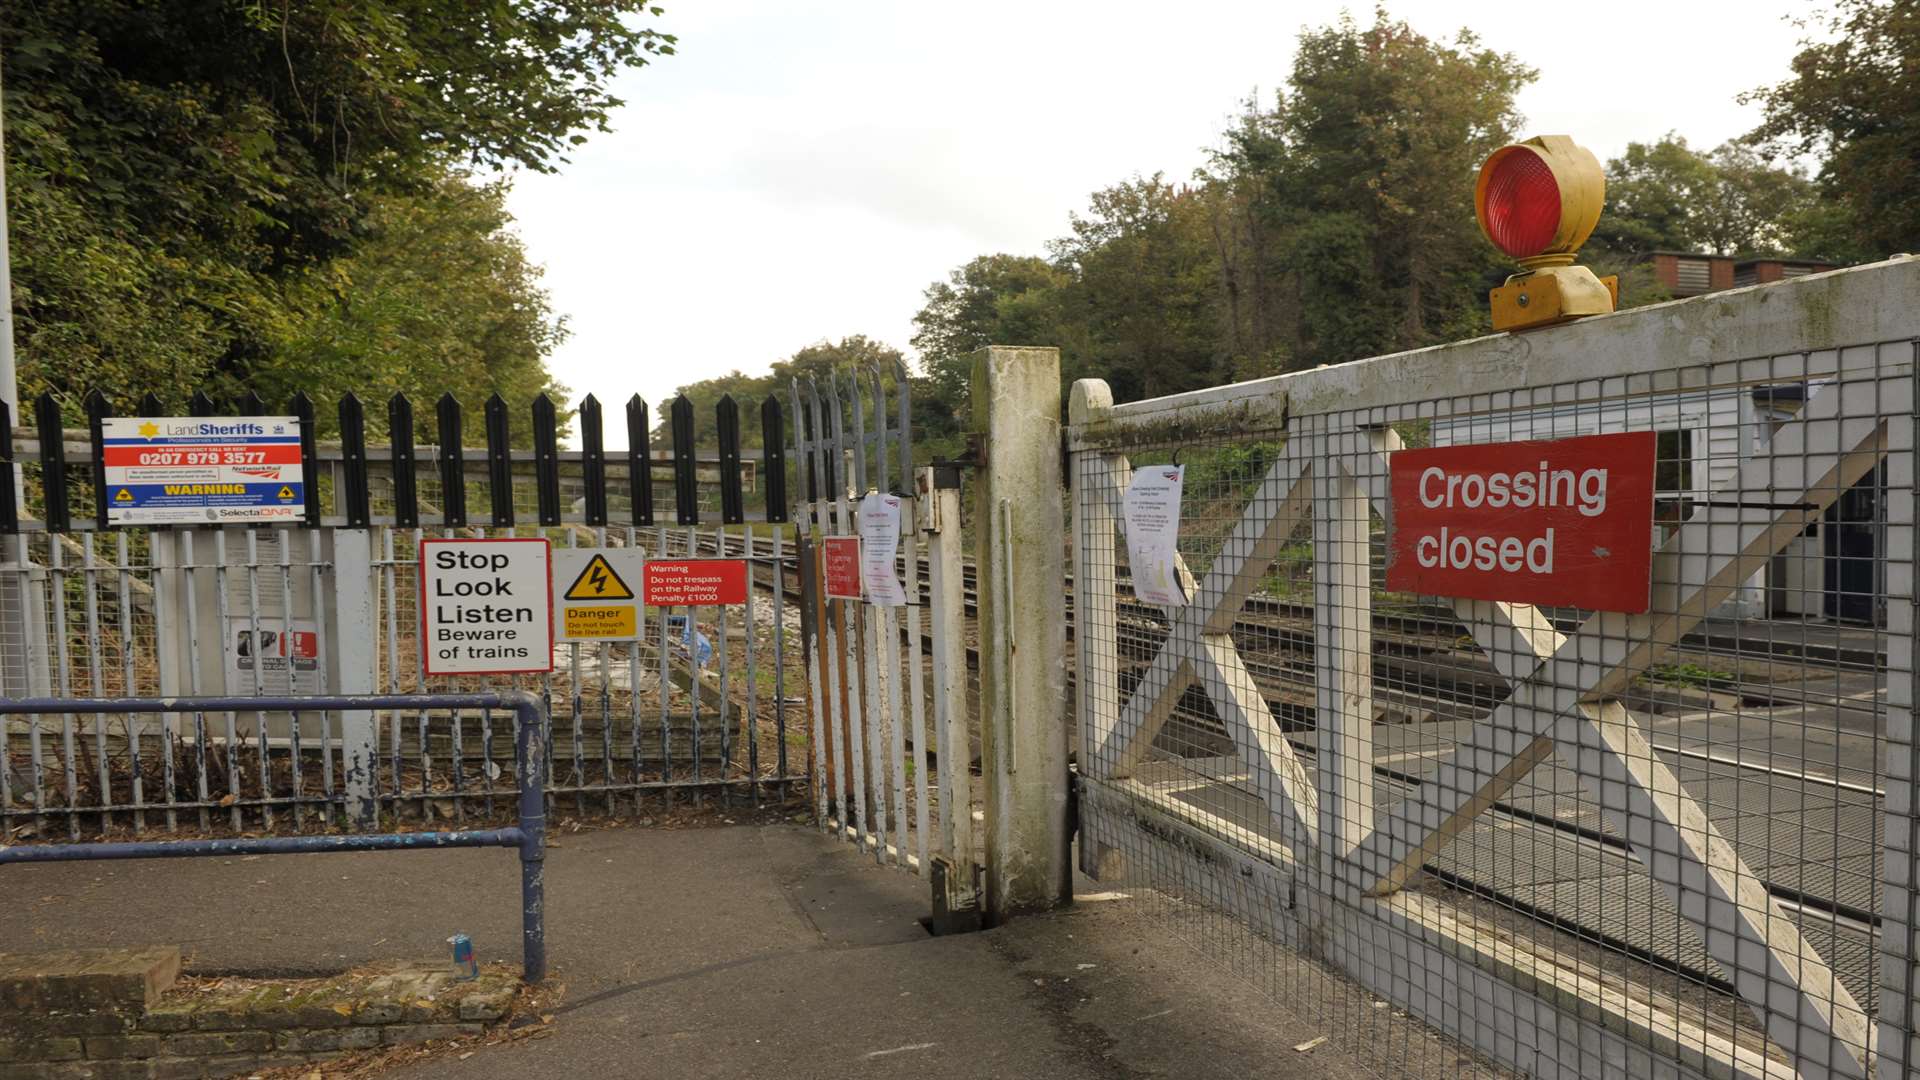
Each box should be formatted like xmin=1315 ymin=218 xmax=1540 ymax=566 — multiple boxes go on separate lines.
xmin=420 ymin=538 xmax=553 ymax=675
xmin=1386 ymin=431 xmax=1656 ymax=612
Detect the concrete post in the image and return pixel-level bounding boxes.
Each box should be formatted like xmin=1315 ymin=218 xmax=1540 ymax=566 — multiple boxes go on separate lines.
xmin=326 ymin=529 xmax=380 ymax=827
xmin=971 ymin=346 xmax=1070 ymax=922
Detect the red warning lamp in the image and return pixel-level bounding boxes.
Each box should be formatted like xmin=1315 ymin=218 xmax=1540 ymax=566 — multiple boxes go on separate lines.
xmin=1475 ymin=135 xmax=1615 ymax=331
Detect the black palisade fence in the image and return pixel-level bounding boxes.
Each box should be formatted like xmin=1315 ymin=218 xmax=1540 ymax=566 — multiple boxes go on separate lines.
xmin=2 ymin=386 xmax=808 ymax=535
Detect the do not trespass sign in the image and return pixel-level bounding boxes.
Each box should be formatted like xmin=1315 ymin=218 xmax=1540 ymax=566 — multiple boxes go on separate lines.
xmin=1385 ymin=432 xmax=1656 ymax=612
xmin=420 ymin=538 xmax=554 ymax=675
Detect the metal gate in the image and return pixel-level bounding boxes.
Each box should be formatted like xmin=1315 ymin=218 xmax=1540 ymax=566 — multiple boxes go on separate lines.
xmin=786 ymin=368 xmax=979 ymax=917
xmin=1067 ymin=258 xmax=1920 ymax=1079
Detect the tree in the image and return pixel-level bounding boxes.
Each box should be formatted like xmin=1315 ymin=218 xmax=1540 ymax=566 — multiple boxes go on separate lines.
xmin=660 ymin=335 xmax=912 ymax=451
xmin=3 ymin=0 xmax=673 ymax=412
xmin=1048 ymin=176 xmax=1223 ymax=400
xmin=910 ymin=254 xmax=1071 ymax=441
xmin=1744 ymin=0 xmax=1920 ymax=260
xmin=1592 ymin=135 xmax=1818 ymax=260
xmin=1206 ymin=12 xmax=1534 ymax=369
xmin=267 ymin=177 xmax=570 ymax=434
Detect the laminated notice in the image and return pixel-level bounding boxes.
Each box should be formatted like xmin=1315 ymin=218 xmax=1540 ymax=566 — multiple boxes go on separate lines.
xmin=1123 ymin=465 xmax=1188 ymax=607
xmin=858 ymin=491 xmax=910 ymax=607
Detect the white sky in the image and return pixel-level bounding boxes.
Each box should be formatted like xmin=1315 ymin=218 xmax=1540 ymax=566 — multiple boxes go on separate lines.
xmin=504 ymin=1 xmax=1812 ymax=444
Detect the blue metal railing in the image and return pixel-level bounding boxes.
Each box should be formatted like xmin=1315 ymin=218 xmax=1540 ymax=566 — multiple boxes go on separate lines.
xmin=0 ymin=692 xmax=548 ymax=982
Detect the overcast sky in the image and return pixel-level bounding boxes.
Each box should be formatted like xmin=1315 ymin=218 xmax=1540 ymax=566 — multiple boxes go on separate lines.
xmin=504 ymin=1 xmax=1812 ymax=444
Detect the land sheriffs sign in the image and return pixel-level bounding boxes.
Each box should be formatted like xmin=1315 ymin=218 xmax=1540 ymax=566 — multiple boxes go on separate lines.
xmin=420 ymin=538 xmax=553 ymax=675
xmin=1386 ymin=431 xmax=1657 ymax=612
xmin=102 ymin=416 xmax=304 ymax=525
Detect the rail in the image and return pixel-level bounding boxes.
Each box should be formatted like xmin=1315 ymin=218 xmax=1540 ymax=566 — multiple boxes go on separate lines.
xmin=0 ymin=692 xmax=549 ymax=983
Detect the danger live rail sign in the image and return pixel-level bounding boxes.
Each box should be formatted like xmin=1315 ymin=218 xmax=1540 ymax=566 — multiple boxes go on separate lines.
xmin=552 ymin=547 xmax=644 ymax=642
xmin=1386 ymin=431 xmax=1656 ymax=612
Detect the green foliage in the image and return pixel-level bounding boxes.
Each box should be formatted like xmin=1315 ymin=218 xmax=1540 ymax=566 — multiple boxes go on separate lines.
xmin=4 ymin=0 xmax=672 ymax=422
xmin=1592 ymin=135 xmax=1819 ymax=260
xmin=1744 ymin=0 xmax=1920 ymax=261
xmin=1642 ymin=661 xmax=1735 ymax=690
xmin=910 ymin=254 xmax=1072 ymax=442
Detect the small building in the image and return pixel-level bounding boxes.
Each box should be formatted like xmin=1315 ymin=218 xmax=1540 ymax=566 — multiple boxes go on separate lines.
xmin=1646 ymin=252 xmax=1838 ymax=298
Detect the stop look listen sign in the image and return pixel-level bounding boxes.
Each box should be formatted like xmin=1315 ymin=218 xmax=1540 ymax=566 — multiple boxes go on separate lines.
xmin=1385 ymin=431 xmax=1656 ymax=613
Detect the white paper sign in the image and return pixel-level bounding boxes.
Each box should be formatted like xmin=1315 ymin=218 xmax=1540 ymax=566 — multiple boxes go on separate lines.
xmin=858 ymin=491 xmax=909 ymax=607
xmin=1123 ymin=465 xmax=1188 ymax=607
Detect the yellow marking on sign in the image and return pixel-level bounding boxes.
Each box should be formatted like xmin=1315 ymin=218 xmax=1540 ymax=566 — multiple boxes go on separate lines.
xmin=277 ymin=485 xmax=295 ymax=500
xmin=137 ymin=421 xmax=159 ymax=439
xmin=563 ymin=605 xmax=637 ymax=639
xmin=114 ymin=488 xmax=134 ymax=503
xmin=563 ymin=554 xmax=635 ymax=601
xmin=163 ymin=483 xmax=244 ymax=495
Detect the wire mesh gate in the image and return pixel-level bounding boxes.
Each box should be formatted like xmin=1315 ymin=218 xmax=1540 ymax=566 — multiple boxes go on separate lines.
xmin=1068 ymin=259 xmax=1920 ymax=1079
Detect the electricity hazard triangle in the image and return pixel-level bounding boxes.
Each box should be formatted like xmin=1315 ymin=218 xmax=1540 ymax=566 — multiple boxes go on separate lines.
xmin=564 ymin=554 xmax=635 ymax=601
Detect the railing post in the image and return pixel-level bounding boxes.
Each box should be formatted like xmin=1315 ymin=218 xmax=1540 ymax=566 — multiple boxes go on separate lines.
xmin=921 ymin=465 xmax=973 ymax=860
xmin=971 ymin=345 xmax=1070 ymax=921
xmin=1066 ymin=380 xmax=1122 ymax=879
xmin=1313 ymin=428 xmax=1375 ymax=871
xmin=514 ymin=695 xmax=548 ymax=983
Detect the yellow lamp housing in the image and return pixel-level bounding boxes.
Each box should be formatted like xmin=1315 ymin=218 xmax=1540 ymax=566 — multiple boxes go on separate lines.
xmin=1475 ymin=135 xmax=1616 ymax=331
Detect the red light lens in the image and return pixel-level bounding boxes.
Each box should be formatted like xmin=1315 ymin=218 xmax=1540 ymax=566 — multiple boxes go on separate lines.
xmin=1482 ymin=150 xmax=1561 ymax=258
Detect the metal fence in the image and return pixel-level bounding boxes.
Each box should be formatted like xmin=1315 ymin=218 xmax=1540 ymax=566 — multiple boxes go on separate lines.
xmin=1068 ymin=258 xmax=1920 ymax=1079
xmin=0 ymin=372 xmax=902 ymax=838
xmin=787 ymin=370 xmax=979 ymax=909
xmin=0 ymin=692 xmax=549 ymax=982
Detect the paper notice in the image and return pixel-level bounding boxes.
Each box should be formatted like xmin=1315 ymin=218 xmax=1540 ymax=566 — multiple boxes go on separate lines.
xmin=859 ymin=491 xmax=910 ymax=606
xmin=1123 ymin=465 xmax=1188 ymax=607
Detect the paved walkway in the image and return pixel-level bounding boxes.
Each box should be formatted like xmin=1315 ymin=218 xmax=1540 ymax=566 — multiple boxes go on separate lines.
xmin=1 ymin=823 xmax=1379 ymax=1079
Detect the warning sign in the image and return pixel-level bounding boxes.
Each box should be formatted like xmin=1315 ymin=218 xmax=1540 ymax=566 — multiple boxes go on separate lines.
xmin=820 ymin=537 xmax=861 ymax=600
xmin=643 ymin=560 xmax=748 ymax=607
xmin=101 ymin=415 xmax=305 ymax=525
xmin=419 ymin=537 xmax=553 ymax=676
xmin=562 ymin=553 xmax=636 ymax=601
xmin=1386 ymin=431 xmax=1656 ymax=611
xmin=552 ymin=547 xmax=645 ymax=642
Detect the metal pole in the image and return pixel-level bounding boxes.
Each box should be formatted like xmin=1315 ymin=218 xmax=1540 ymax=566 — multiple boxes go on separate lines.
xmin=515 ymin=698 xmax=548 ymax=983
xmin=0 ymin=48 xmax=16 ymax=416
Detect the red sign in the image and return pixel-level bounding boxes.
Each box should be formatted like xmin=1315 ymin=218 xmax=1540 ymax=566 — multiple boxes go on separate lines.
xmin=643 ymin=559 xmax=748 ymax=606
xmin=820 ymin=537 xmax=862 ymax=600
xmin=1386 ymin=431 xmax=1656 ymax=612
